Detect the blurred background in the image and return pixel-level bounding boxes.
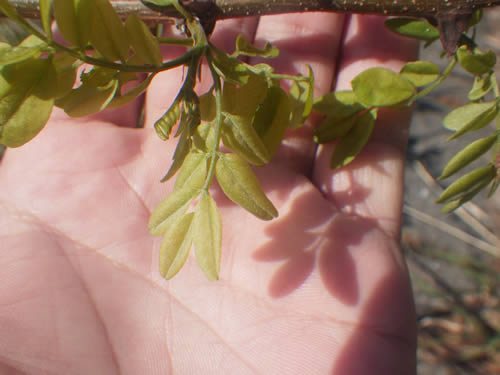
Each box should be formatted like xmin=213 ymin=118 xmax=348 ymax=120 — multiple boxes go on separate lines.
xmin=1 ymin=5 xmax=499 ymax=374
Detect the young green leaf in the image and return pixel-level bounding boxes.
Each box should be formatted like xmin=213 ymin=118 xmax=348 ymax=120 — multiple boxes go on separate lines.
xmin=53 ymin=0 xmax=86 ymax=48
xmin=149 ymin=187 xmax=199 ymax=235
xmin=108 ymin=74 xmax=153 ymax=109
xmin=436 ymin=164 xmax=497 ymax=203
xmin=222 ymin=74 xmax=268 ymax=117
xmin=440 ymin=135 xmax=497 ymax=179
xmin=457 ymin=46 xmax=496 ymax=76
xmin=160 ymin=125 xmax=192 ymax=182
xmin=400 ymin=61 xmax=440 ymax=87
xmin=352 ymin=67 xmax=415 ymax=108
xmin=215 ymin=153 xmax=278 ymax=220
xmin=0 ymin=58 xmax=54 ymax=148
xmin=78 ymin=0 xmax=130 ymax=61
xmin=159 ymin=212 xmax=194 ymax=280
xmin=313 ymin=90 xmax=362 ymax=116
xmin=252 ymin=85 xmax=290 ymax=157
xmin=154 ymin=100 xmax=181 ymax=140
xmin=125 ymin=13 xmax=162 ymax=67
xmin=211 ymin=52 xmax=250 ymax=85
xmin=0 ymin=43 xmax=43 ymax=66
xmin=314 ymin=112 xmax=361 ymax=144
xmin=330 ymin=111 xmax=376 ymax=169
xmin=40 ymin=0 xmax=53 ymax=40
xmin=199 ymin=92 xmax=216 ymax=122
xmin=233 ymin=34 xmax=279 ymax=58
xmin=57 ymin=80 xmax=118 ymax=117
xmin=288 ymin=66 xmax=314 ymax=130
xmin=384 ymin=18 xmax=440 ymax=42
xmin=80 ymin=66 xmax=117 ymax=88
xmin=193 ymin=192 xmax=222 ymax=281
xmin=174 ymin=151 xmax=208 ymax=190
xmin=443 ymin=101 xmax=498 ymax=139
xmin=192 ymin=121 xmax=217 ymax=152
xmin=468 ymin=74 xmax=493 ymax=101
xmin=222 ymin=113 xmax=270 ymax=166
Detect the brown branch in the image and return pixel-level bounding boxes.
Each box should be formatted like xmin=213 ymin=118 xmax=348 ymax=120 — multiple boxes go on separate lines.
xmin=6 ymin=0 xmax=500 ymax=22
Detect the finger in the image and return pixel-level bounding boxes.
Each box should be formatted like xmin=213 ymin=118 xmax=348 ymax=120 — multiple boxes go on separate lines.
xmin=250 ymin=13 xmax=346 ymax=175
xmin=142 ymin=18 xmax=259 ymax=129
xmin=312 ymin=15 xmax=419 ymax=237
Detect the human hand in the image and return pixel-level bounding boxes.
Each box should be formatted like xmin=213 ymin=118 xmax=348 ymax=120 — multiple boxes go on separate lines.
xmin=0 ymin=13 xmax=417 ymax=374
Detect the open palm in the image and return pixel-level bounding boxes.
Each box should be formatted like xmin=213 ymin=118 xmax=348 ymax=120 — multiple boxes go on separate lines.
xmin=0 ymin=13 xmax=418 ymax=375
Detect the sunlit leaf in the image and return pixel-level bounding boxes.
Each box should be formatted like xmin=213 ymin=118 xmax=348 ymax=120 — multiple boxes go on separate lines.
xmin=57 ymin=79 xmax=118 ymax=117
xmin=174 ymin=151 xmax=208 ymax=190
xmin=330 ymin=110 xmax=376 ymax=169
xmin=222 ymin=73 xmax=268 ymax=116
xmin=289 ymin=65 xmax=314 ymax=130
xmin=233 ymin=34 xmax=279 ymax=58
xmin=40 ymin=0 xmax=53 ymax=40
xmin=159 ymin=212 xmax=194 ymax=280
xmin=443 ymin=101 xmax=498 ymax=139
xmin=0 ymin=58 xmax=55 ymax=147
xmin=222 ymin=113 xmax=270 ymax=166
xmin=352 ymin=67 xmax=415 ymax=108
xmin=468 ymin=73 xmax=493 ymax=101
xmin=400 ymin=61 xmax=440 ymax=87
xmin=0 ymin=43 xmax=42 ymax=66
xmin=384 ymin=18 xmax=440 ymax=41
xmin=125 ymin=13 xmax=162 ymax=66
xmin=149 ymin=187 xmax=199 ymax=235
xmin=211 ymin=52 xmax=250 ymax=85
xmin=252 ymin=85 xmax=290 ymax=157
xmin=216 ymin=153 xmax=278 ymax=220
xmin=440 ymin=135 xmax=497 ymax=179
xmin=53 ymin=0 xmax=86 ymax=47
xmin=79 ymin=0 xmax=130 ymax=61
xmin=80 ymin=66 xmax=116 ymax=88
xmin=192 ymin=121 xmax=216 ymax=152
xmin=160 ymin=126 xmax=192 ymax=182
xmin=154 ymin=99 xmax=181 ymax=140
xmin=313 ymin=90 xmax=362 ymax=116
xmin=193 ymin=192 xmax=222 ymax=281
xmin=436 ymin=164 xmax=496 ymax=203
xmin=457 ymin=46 xmax=496 ymax=75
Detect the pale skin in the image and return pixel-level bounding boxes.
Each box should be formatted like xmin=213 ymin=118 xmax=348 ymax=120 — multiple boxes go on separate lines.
xmin=0 ymin=13 xmax=418 ymax=375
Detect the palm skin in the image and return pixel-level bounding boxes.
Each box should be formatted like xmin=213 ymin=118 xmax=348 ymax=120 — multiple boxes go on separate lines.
xmin=0 ymin=13 xmax=418 ymax=375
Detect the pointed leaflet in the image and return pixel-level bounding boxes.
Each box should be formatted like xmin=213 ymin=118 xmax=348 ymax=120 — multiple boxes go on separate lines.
xmin=192 ymin=121 xmax=217 ymax=152
xmin=222 ymin=113 xmax=270 ymax=166
xmin=252 ymin=85 xmax=290 ymax=157
xmin=436 ymin=164 xmax=497 ymax=203
xmin=125 ymin=14 xmax=162 ymax=67
xmin=468 ymin=74 xmax=493 ymax=101
xmin=53 ymin=0 xmax=86 ymax=48
xmin=211 ymin=51 xmax=250 ymax=85
xmin=0 ymin=43 xmax=42 ymax=66
xmin=174 ymin=151 xmax=208 ymax=191
xmin=352 ymin=67 xmax=415 ymax=108
xmin=193 ymin=193 xmax=222 ymax=281
xmin=216 ymin=153 xmax=278 ymax=220
xmin=108 ymin=74 xmax=153 ymax=109
xmin=400 ymin=61 xmax=440 ymax=87
xmin=159 ymin=213 xmax=194 ymax=280
xmin=149 ymin=187 xmax=199 ymax=235
xmin=154 ymin=99 xmax=181 ymax=140
xmin=78 ymin=0 xmax=130 ymax=61
xmin=40 ymin=0 xmax=53 ymax=40
xmin=160 ymin=125 xmax=192 ymax=182
xmin=288 ymin=66 xmax=314 ymax=130
xmin=0 ymin=58 xmax=54 ymax=147
xmin=313 ymin=90 xmax=363 ymax=117
xmin=330 ymin=111 xmax=376 ymax=169
xmin=233 ymin=34 xmax=279 ymax=58
xmin=222 ymin=73 xmax=268 ymax=117
xmin=440 ymin=135 xmax=497 ymax=179
xmin=443 ymin=101 xmax=499 ymax=139
xmin=384 ymin=18 xmax=440 ymax=42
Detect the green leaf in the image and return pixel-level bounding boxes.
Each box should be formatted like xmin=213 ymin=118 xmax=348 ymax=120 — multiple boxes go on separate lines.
xmin=199 ymin=92 xmax=216 ymax=122
xmin=0 ymin=58 xmax=54 ymax=147
xmin=352 ymin=67 xmax=415 ymax=108
xmin=149 ymin=187 xmax=199 ymax=235
xmin=80 ymin=66 xmax=116 ymax=88
xmin=211 ymin=52 xmax=250 ymax=85
xmin=314 ymin=112 xmax=361 ymax=144
xmin=78 ymin=0 xmax=130 ymax=61
xmin=457 ymin=46 xmax=496 ymax=76
xmin=174 ymin=151 xmax=208 ymax=190
xmin=0 ymin=43 xmax=43 ymax=66
xmin=288 ymin=65 xmax=314 ymax=130
xmin=233 ymin=34 xmax=279 ymax=58
xmin=53 ymin=0 xmax=86 ymax=47
xmin=154 ymin=99 xmax=181 ymax=140
xmin=0 ymin=0 xmax=20 ymax=20
xmin=468 ymin=74 xmax=493 ymax=101
xmin=40 ymin=0 xmax=53 ymax=40
xmin=252 ymin=85 xmax=290 ymax=157
xmin=330 ymin=110 xmax=376 ymax=169
xmin=160 ymin=125 xmax=192 ymax=182
xmin=436 ymin=164 xmax=497 ymax=203
xmin=193 ymin=193 xmax=222 ymax=281
xmin=57 ymin=79 xmax=118 ymax=117
xmin=222 ymin=113 xmax=270 ymax=166
xmin=443 ymin=101 xmax=498 ymax=139
xmin=400 ymin=61 xmax=440 ymax=87
xmin=440 ymin=135 xmax=498 ymax=179
xmin=159 ymin=212 xmax=194 ymax=280
xmin=108 ymin=73 xmax=153 ymax=109
xmin=313 ymin=90 xmax=362 ymax=116
xmin=192 ymin=121 xmax=216 ymax=152
xmin=384 ymin=18 xmax=440 ymax=41
xmin=216 ymin=153 xmax=278 ymax=220
xmin=125 ymin=13 xmax=162 ymax=67
xmin=222 ymin=73 xmax=268 ymax=117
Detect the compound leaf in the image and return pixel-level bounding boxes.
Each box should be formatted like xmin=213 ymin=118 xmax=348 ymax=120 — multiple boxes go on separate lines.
xmin=216 ymin=153 xmax=278 ymax=220
xmin=193 ymin=192 xmax=222 ymax=281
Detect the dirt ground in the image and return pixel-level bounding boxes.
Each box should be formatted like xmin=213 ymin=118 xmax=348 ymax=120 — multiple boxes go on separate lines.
xmin=403 ymin=8 xmax=500 ymax=375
